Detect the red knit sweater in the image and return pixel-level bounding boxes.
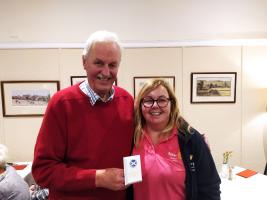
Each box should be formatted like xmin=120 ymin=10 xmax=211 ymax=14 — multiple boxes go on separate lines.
xmin=32 ymin=84 xmax=134 ymax=200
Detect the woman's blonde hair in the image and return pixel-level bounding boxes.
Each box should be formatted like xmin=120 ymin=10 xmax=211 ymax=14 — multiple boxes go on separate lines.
xmin=134 ymin=79 xmax=185 ymax=146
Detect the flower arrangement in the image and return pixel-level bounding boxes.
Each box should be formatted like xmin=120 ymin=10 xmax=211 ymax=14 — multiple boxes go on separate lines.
xmin=223 ymin=151 xmax=232 ymax=164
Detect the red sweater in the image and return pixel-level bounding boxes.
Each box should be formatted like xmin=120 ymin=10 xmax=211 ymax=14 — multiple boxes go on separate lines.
xmin=32 ymin=84 xmax=134 ymax=200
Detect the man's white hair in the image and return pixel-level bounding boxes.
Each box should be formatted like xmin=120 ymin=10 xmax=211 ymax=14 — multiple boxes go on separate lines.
xmin=82 ymin=30 xmax=122 ymax=58
xmin=0 ymin=144 xmax=8 ymax=167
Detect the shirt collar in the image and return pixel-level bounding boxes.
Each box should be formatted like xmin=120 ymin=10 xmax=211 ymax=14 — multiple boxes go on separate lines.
xmin=79 ymin=79 xmax=115 ymax=106
xmin=143 ymin=126 xmax=178 ymax=144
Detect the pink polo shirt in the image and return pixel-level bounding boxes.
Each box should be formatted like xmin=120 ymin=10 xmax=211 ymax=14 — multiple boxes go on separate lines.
xmin=132 ymin=128 xmax=186 ymax=200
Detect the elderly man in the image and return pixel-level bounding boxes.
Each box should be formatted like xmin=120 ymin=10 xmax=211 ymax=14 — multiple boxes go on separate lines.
xmin=32 ymin=31 xmax=134 ymax=200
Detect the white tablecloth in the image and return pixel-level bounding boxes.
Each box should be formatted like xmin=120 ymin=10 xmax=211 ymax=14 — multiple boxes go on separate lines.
xmin=220 ymin=166 xmax=267 ymax=200
xmin=14 ymin=162 xmax=34 ymax=186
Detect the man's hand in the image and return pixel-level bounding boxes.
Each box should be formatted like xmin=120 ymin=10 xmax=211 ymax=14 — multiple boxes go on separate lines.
xmin=95 ymin=168 xmax=125 ymax=191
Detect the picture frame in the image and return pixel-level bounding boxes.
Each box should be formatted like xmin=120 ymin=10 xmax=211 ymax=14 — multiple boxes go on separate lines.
xmin=70 ymin=76 xmax=87 ymax=86
xmin=70 ymin=76 xmax=117 ymax=86
xmin=133 ymin=76 xmax=175 ymax=98
xmin=191 ymin=72 xmax=237 ymax=103
xmin=1 ymin=80 xmax=60 ymax=117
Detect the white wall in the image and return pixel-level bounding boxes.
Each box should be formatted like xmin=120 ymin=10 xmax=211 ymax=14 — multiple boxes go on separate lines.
xmin=0 ymin=0 xmax=267 ymax=43
xmin=242 ymin=46 xmax=267 ymax=170
xmin=182 ymin=46 xmax=243 ymax=170
xmin=0 ymin=46 xmax=267 ymax=173
xmin=0 ymin=49 xmax=60 ymax=161
xmin=0 ymin=1 xmax=267 ymax=172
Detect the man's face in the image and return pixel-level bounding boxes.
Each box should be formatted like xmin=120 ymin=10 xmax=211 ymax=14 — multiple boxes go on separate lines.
xmin=83 ymin=41 xmax=121 ymax=97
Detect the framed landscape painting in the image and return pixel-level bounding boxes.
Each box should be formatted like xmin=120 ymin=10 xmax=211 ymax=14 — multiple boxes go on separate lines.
xmin=1 ymin=80 xmax=60 ymax=117
xmin=191 ymin=72 xmax=237 ymax=103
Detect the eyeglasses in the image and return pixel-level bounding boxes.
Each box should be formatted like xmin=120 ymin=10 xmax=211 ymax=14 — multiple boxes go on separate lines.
xmin=141 ymin=97 xmax=171 ymax=108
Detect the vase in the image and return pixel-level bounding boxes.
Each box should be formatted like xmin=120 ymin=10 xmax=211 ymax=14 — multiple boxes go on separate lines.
xmin=221 ymin=163 xmax=229 ymax=178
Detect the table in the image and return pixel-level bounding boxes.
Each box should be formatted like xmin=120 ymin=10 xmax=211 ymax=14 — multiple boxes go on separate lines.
xmin=220 ymin=166 xmax=267 ymax=199
xmin=14 ymin=162 xmax=34 ymax=186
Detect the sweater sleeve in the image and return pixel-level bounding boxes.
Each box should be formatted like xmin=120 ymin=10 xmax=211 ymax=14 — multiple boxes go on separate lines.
xmin=192 ymin=131 xmax=221 ymax=200
xmin=32 ymin=95 xmax=96 ymax=192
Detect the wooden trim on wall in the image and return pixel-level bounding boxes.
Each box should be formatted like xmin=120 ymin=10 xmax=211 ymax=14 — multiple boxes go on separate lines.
xmin=1 ymin=39 xmax=267 ymax=49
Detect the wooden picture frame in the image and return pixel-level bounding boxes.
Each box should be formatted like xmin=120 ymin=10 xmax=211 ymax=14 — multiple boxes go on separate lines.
xmin=1 ymin=80 xmax=60 ymax=117
xmin=70 ymin=76 xmax=87 ymax=86
xmin=133 ymin=76 xmax=175 ymax=98
xmin=191 ymin=72 xmax=237 ymax=103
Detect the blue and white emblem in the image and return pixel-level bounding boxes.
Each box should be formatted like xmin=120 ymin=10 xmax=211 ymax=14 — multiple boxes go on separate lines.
xmin=129 ymin=159 xmax=137 ymax=168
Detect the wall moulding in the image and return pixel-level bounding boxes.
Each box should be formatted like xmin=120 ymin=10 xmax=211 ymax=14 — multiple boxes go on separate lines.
xmin=1 ymin=39 xmax=267 ymax=49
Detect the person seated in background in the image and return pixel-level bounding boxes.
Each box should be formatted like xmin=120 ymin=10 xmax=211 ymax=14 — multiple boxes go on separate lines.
xmin=132 ymin=79 xmax=221 ymax=200
xmin=0 ymin=144 xmax=31 ymax=200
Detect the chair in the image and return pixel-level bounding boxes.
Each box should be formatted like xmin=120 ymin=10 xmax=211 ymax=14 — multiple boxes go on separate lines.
xmin=264 ymin=163 xmax=267 ymax=175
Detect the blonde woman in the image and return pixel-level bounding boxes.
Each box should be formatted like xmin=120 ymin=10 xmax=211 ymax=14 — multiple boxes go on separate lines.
xmin=132 ymin=79 xmax=221 ymax=200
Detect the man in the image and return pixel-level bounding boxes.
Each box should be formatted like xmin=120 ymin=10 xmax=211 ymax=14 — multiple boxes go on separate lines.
xmin=32 ymin=31 xmax=134 ymax=200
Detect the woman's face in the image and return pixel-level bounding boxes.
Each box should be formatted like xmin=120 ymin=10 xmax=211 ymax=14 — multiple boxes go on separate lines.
xmin=141 ymin=85 xmax=171 ymax=130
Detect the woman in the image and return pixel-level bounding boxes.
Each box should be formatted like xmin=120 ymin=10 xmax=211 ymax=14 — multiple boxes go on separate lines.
xmin=132 ymin=79 xmax=221 ymax=200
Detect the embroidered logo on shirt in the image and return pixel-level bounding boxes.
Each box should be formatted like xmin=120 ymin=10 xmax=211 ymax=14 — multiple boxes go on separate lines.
xmin=189 ymin=154 xmax=196 ymax=171
xmin=129 ymin=159 xmax=137 ymax=168
xmin=168 ymin=151 xmax=179 ymax=161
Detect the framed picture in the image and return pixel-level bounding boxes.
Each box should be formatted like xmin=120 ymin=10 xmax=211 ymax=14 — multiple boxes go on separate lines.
xmin=70 ymin=76 xmax=87 ymax=86
xmin=70 ymin=76 xmax=117 ymax=86
xmin=1 ymin=80 xmax=60 ymax=117
xmin=133 ymin=76 xmax=175 ymax=98
xmin=191 ymin=72 xmax=237 ymax=103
